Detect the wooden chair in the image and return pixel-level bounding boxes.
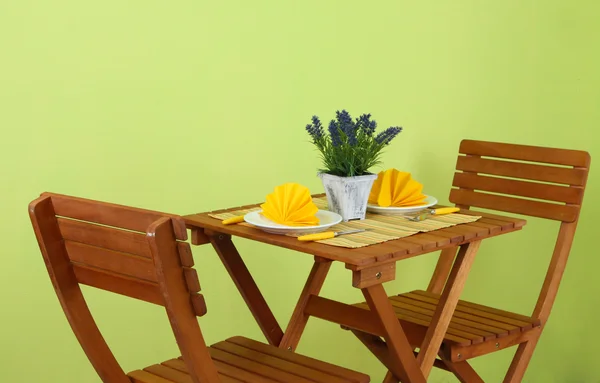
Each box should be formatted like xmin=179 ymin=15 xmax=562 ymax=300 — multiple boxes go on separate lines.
xmin=349 ymin=140 xmax=591 ymax=382
xmin=29 ymin=192 xmax=370 ymax=383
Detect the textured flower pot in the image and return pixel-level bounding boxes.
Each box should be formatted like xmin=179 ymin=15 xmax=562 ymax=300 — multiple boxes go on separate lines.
xmin=318 ymin=172 xmax=377 ymax=221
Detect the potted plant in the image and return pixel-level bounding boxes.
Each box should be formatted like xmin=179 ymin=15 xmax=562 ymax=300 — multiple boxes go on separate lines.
xmin=305 ymin=109 xmax=402 ymax=221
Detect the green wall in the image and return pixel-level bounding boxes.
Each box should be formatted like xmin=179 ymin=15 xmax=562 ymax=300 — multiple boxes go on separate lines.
xmin=1 ymin=1 xmax=598 ymax=382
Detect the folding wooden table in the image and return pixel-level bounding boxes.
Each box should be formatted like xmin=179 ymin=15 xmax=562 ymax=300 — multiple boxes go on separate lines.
xmin=184 ymin=202 xmax=526 ymax=383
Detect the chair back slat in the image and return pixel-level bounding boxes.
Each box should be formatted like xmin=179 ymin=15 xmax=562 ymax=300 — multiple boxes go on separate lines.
xmin=184 ymin=267 xmax=202 ymax=293
xmin=65 ymin=240 xmax=157 ymax=282
xmin=455 ymin=155 xmax=587 ymax=186
xmin=458 ymin=139 xmax=590 ymax=167
xmin=450 ymin=140 xmax=590 ymax=222
xmin=58 ymin=217 xmax=152 ymax=258
xmin=73 ymin=264 xmax=164 ymax=306
xmin=44 ymin=192 xmax=188 ymax=240
xmin=450 ymin=189 xmax=579 ymax=222
xmin=452 ymin=173 xmax=584 ymax=204
xmin=178 ymin=242 xmax=195 ymax=267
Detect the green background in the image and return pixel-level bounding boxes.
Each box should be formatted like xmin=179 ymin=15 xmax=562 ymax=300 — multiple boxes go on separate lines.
xmin=1 ymin=1 xmax=598 ymax=382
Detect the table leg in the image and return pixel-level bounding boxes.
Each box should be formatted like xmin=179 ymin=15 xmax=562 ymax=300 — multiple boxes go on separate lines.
xmin=279 ymin=258 xmax=331 ymax=351
xmin=363 ymin=284 xmax=427 ymax=383
xmin=417 ymin=240 xmax=482 ymax=378
xmin=427 ymin=247 xmax=458 ymax=294
xmin=209 ymin=233 xmax=284 ymax=346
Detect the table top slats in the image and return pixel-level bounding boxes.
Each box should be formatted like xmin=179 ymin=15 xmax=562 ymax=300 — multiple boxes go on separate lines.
xmin=415 ymin=233 xmax=452 ymax=247
xmin=184 ymin=199 xmax=526 ymax=268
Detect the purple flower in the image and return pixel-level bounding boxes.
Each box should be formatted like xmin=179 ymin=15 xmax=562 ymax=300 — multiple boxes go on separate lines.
xmin=375 ymin=126 xmax=403 ymax=145
xmin=328 ymin=120 xmax=342 ymax=146
xmin=305 ymin=115 xmax=324 ymax=140
xmin=336 ymin=109 xmax=358 ymax=145
xmin=357 ymin=113 xmax=377 ymax=136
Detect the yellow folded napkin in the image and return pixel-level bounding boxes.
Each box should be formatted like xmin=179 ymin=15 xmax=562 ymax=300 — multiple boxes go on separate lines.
xmin=260 ymin=183 xmax=320 ymax=226
xmin=368 ymin=169 xmax=427 ymax=207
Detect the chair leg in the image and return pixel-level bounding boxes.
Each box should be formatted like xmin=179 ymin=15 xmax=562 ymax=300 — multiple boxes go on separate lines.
xmin=350 ymin=330 xmax=455 ymax=383
xmin=427 ymin=247 xmax=458 ymax=294
xmin=350 ymin=330 xmax=402 ymax=382
xmin=503 ymin=338 xmax=539 ymax=383
xmin=418 ymin=241 xmax=481 ymax=378
xmin=441 ymin=357 xmax=484 ymax=383
xmin=383 ymin=371 xmax=399 ymax=383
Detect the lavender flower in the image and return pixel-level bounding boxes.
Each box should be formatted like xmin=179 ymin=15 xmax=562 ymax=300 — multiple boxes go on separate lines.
xmin=303 ymin=109 xmax=403 ymax=177
xmin=312 ymin=115 xmax=322 ymax=128
xmin=305 ymin=115 xmax=324 ymax=140
xmin=375 ymin=126 xmax=403 ymax=145
xmin=328 ymin=120 xmax=342 ymax=146
xmin=357 ymin=113 xmax=377 ymax=136
xmin=336 ymin=109 xmax=358 ymax=145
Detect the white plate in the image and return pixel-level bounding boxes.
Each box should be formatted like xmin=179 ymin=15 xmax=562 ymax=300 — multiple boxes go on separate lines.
xmin=243 ymin=209 xmax=342 ymax=235
xmin=366 ymin=195 xmax=438 ymax=215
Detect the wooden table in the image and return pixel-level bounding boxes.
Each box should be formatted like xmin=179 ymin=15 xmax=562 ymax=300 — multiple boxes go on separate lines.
xmin=184 ymin=200 xmax=526 ymax=383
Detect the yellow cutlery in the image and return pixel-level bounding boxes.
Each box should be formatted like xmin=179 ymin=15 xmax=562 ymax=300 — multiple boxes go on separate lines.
xmin=406 ymin=207 xmax=460 ymax=222
xmin=297 ymin=229 xmax=366 ymax=242
xmin=221 ymin=215 xmax=245 ymax=225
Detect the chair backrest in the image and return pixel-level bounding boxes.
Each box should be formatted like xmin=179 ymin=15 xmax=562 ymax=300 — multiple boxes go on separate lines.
xmin=29 ymin=192 xmax=220 ymax=383
xmin=449 ymin=140 xmax=591 ymax=323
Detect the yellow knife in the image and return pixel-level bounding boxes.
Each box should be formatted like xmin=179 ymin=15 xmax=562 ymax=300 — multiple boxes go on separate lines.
xmin=221 ymin=215 xmax=245 ymax=225
xmin=406 ymin=207 xmax=460 ymax=222
xmin=297 ymin=229 xmax=366 ymax=242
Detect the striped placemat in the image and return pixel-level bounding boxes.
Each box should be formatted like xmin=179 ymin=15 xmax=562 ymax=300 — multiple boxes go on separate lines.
xmin=208 ymin=197 xmax=481 ymax=248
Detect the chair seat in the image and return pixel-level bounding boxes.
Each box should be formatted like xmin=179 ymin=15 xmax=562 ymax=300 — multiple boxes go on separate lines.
xmin=128 ymin=336 xmax=369 ymax=383
xmin=354 ymin=290 xmax=540 ymax=348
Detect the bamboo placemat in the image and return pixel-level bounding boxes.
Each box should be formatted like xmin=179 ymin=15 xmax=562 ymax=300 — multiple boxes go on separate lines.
xmin=208 ymin=197 xmax=481 ymax=249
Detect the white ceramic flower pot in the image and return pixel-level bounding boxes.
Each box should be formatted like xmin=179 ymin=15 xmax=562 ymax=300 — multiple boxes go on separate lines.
xmin=318 ymin=172 xmax=377 ymax=221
